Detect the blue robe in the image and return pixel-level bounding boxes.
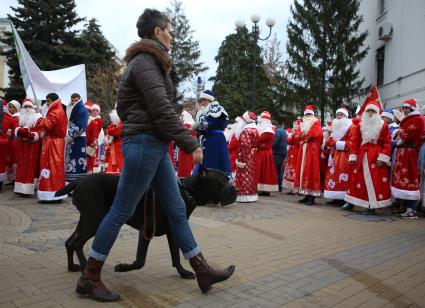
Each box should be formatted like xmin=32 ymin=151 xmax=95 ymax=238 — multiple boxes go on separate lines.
xmin=195 ymin=103 xmax=231 ymax=177
xmin=65 ymin=100 xmax=89 ymax=182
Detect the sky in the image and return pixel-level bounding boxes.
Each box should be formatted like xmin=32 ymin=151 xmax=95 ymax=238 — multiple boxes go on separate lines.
xmin=2 ymin=0 xmax=292 ymax=90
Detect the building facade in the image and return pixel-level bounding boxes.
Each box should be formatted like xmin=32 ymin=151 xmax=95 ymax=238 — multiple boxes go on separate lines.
xmin=0 ymin=18 xmax=11 ymax=97
xmin=354 ymin=0 xmax=425 ymax=109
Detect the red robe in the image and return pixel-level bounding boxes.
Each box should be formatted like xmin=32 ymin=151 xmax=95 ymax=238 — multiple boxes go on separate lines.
xmin=105 ymin=122 xmax=123 ymax=175
xmin=0 ymin=113 xmax=13 ymax=183
xmin=293 ymin=119 xmax=323 ymax=196
xmin=7 ymin=113 xmax=19 ymax=182
xmin=86 ymin=116 xmax=103 ymax=173
xmin=255 ymin=131 xmax=278 ymax=191
xmin=391 ymin=112 xmax=425 ymax=200
xmin=283 ymin=129 xmax=300 ymax=190
xmin=37 ymin=100 xmax=67 ymax=201
xmin=177 ymin=123 xmax=195 ymax=178
xmin=345 ymin=122 xmax=392 ymax=209
xmin=323 ymin=121 xmax=354 ymax=200
xmin=228 ymin=134 xmax=239 ymax=174
xmin=14 ymin=114 xmax=43 ymax=195
xmin=235 ymin=123 xmax=258 ymax=202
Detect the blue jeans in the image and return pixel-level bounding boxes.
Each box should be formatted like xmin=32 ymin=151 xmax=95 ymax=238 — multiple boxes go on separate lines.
xmin=89 ymin=133 xmax=200 ymax=261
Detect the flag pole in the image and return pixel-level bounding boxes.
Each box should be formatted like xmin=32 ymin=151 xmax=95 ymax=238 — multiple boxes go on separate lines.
xmin=9 ymin=21 xmax=39 ymax=108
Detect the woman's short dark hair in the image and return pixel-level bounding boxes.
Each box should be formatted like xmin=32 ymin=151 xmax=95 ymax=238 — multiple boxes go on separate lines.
xmin=137 ymin=9 xmax=171 ymax=39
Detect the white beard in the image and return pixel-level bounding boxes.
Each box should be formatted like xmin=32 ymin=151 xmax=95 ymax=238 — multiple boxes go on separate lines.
xmin=19 ymin=109 xmax=35 ymax=127
xmin=109 ymin=110 xmax=121 ymax=126
xmin=258 ymin=119 xmax=274 ymax=135
xmin=234 ymin=121 xmax=247 ymax=140
xmin=361 ymin=113 xmax=383 ymax=144
xmin=331 ymin=118 xmax=352 ymax=141
xmin=301 ymin=116 xmax=316 ymax=134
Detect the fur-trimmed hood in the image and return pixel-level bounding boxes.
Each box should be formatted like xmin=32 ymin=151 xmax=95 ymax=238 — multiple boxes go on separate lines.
xmin=124 ymin=39 xmax=171 ymax=74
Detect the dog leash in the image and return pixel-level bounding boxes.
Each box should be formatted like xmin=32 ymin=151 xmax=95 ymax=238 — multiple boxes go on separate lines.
xmin=143 ymin=189 xmax=157 ymax=241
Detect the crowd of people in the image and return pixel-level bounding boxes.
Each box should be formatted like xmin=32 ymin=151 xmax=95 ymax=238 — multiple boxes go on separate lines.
xmin=0 ymin=93 xmax=123 ymax=202
xmin=1 ymin=90 xmax=425 ymax=219
xmin=179 ymin=91 xmax=425 ymax=219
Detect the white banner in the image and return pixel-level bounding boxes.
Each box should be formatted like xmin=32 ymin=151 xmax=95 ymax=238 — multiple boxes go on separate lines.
xmin=11 ymin=22 xmax=87 ymax=106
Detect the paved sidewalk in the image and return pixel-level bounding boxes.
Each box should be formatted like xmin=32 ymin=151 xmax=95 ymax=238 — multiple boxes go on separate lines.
xmin=0 ymin=185 xmax=424 ymax=307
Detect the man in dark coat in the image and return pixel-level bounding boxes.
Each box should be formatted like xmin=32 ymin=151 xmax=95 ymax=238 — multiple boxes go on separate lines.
xmin=272 ymin=119 xmax=288 ymax=192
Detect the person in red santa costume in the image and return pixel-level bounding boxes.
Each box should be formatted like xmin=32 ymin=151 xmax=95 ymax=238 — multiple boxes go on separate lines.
xmin=227 ymin=116 xmax=244 ymax=179
xmin=13 ymin=99 xmax=43 ymax=195
xmin=391 ymin=98 xmax=425 ymax=219
xmin=293 ymin=105 xmax=323 ymax=205
xmin=322 ymin=107 xmax=354 ymax=205
xmin=6 ymin=100 xmax=21 ymax=184
xmin=86 ymin=103 xmax=103 ymax=173
xmin=234 ymin=111 xmax=259 ymax=202
xmin=282 ymin=119 xmax=302 ymax=194
xmin=344 ymin=100 xmax=392 ymax=214
xmin=104 ymin=109 xmax=123 ymax=175
xmin=255 ymin=111 xmax=278 ymax=195
xmin=0 ymin=99 xmax=13 ymax=191
xmin=37 ymin=93 xmax=68 ymax=202
xmin=177 ymin=102 xmax=196 ymax=178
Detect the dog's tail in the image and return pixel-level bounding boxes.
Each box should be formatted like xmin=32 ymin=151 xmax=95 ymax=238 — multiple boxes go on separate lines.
xmin=54 ymin=181 xmax=78 ymax=197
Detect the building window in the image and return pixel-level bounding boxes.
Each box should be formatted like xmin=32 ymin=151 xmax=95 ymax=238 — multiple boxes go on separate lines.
xmin=376 ymin=46 xmax=385 ymax=86
xmin=379 ymin=0 xmax=386 ymax=15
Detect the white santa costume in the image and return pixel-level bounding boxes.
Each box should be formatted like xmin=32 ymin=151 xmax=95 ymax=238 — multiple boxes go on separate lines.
xmin=13 ymin=100 xmax=43 ymax=195
xmin=234 ymin=111 xmax=259 ymax=202
xmin=344 ymin=101 xmax=392 ymax=209
xmin=323 ymin=108 xmax=353 ymax=200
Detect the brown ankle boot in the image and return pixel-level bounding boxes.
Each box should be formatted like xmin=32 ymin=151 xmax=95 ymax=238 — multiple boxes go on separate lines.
xmin=76 ymin=257 xmax=121 ymax=302
xmin=189 ymin=253 xmax=235 ymax=293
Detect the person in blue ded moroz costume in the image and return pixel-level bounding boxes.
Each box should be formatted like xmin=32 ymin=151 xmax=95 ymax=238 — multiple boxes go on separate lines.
xmin=194 ymin=90 xmax=231 ymax=178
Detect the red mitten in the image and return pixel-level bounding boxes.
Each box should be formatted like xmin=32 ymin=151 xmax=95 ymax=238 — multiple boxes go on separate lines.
xmin=17 ymin=128 xmax=30 ymax=138
xmin=326 ymin=137 xmax=336 ymax=148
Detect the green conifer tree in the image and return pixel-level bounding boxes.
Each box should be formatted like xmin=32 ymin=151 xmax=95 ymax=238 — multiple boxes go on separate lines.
xmin=0 ymin=0 xmax=85 ymax=100
xmin=166 ymin=0 xmax=207 ymax=89
xmin=285 ymin=0 xmax=368 ymax=121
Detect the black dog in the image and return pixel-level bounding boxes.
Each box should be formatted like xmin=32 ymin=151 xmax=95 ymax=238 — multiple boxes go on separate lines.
xmin=55 ymin=166 xmax=237 ymax=279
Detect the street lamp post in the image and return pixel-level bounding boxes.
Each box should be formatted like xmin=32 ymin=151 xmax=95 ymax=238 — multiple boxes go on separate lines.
xmin=236 ymin=15 xmax=275 ymax=111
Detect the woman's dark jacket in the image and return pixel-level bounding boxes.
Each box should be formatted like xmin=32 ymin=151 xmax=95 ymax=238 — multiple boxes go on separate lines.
xmin=117 ymin=39 xmax=198 ymax=154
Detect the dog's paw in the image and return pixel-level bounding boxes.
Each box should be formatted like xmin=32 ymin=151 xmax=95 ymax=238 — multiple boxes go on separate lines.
xmin=114 ymin=262 xmax=142 ymax=272
xmin=68 ymin=264 xmax=81 ymax=272
xmin=179 ymin=269 xmax=196 ymax=279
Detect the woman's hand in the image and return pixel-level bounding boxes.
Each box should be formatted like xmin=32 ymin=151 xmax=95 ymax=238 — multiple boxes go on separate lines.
xmin=192 ymin=147 xmax=203 ymax=164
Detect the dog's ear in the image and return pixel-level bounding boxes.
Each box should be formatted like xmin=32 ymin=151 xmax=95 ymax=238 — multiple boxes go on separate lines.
xmin=198 ymin=164 xmax=207 ymax=178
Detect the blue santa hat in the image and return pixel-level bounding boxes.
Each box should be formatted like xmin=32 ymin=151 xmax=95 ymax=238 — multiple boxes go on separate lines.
xmin=199 ymin=90 xmax=215 ymax=102
xmin=381 ymin=109 xmax=394 ymax=121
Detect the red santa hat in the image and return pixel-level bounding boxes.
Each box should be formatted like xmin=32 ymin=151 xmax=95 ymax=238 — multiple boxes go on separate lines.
xmin=242 ymin=111 xmax=257 ymax=124
xmin=8 ymin=100 xmax=21 ymax=111
xmin=92 ymin=104 xmax=101 ymax=112
xmin=336 ymin=107 xmax=349 ymax=118
xmin=402 ymin=98 xmax=418 ymax=111
xmin=259 ymin=111 xmax=271 ymax=121
xmin=363 ymin=100 xmax=382 ymax=114
xmin=84 ymin=101 xmax=93 ymax=110
xmin=304 ymin=105 xmax=314 ymax=116
xmin=22 ymin=100 xmax=34 ymax=109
